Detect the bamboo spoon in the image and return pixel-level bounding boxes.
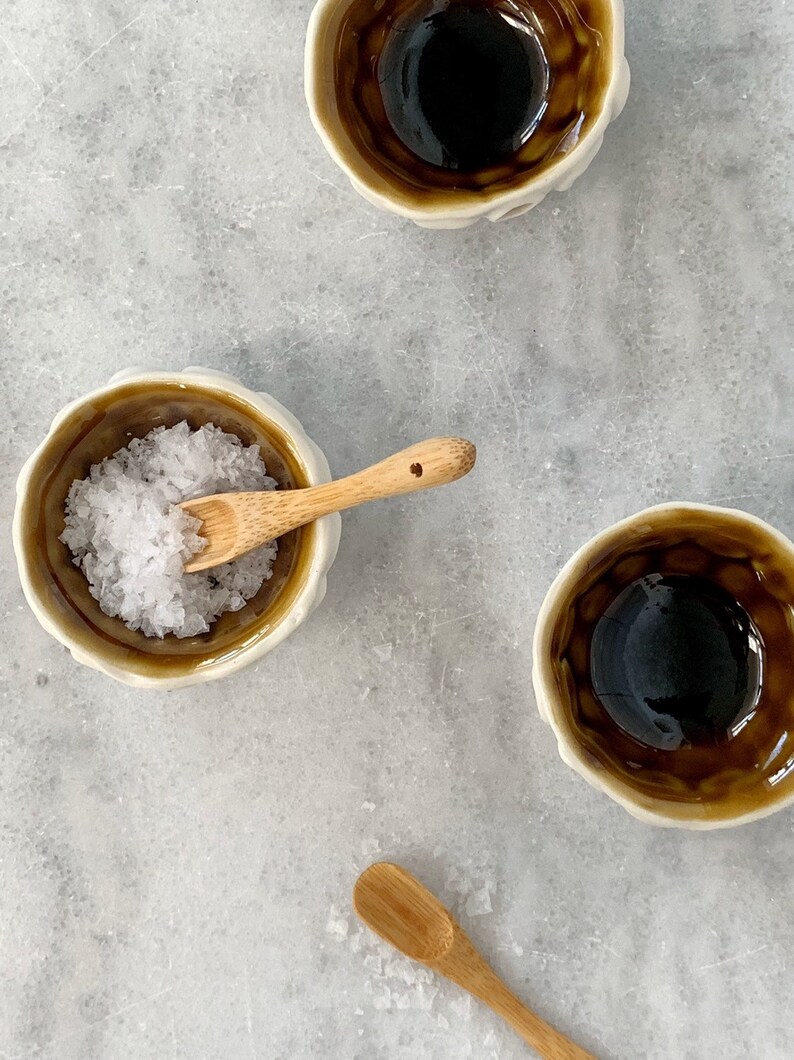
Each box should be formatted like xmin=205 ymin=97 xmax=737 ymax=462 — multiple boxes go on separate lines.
xmin=354 ymin=863 xmax=595 ymax=1060
xmin=180 ymin=437 xmax=476 ymax=573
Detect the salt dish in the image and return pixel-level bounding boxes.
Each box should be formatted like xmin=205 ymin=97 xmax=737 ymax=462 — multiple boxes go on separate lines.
xmin=13 ymin=367 xmax=341 ymax=689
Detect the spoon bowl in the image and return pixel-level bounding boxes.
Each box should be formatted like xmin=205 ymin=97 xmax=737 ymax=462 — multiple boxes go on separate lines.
xmin=353 ymin=861 xmax=455 ymax=963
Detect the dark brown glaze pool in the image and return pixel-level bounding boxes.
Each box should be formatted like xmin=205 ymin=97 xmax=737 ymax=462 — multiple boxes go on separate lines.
xmin=311 ymin=0 xmax=615 ymax=210
xmin=16 ymin=379 xmax=317 ymax=682
xmin=542 ymin=507 xmax=794 ymax=823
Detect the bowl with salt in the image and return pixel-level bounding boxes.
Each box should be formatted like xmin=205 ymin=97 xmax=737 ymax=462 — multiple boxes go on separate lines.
xmin=13 ymin=367 xmax=341 ymax=689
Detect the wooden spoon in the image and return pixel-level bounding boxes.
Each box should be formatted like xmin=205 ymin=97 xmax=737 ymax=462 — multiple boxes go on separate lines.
xmin=354 ymin=862 xmax=595 ymax=1060
xmin=180 ymin=437 xmax=476 ymax=573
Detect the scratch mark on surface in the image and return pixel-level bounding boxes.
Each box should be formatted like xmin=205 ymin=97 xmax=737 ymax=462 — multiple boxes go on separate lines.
xmin=12 ymin=988 xmax=172 ymax=1058
xmin=433 ymin=610 xmax=481 ymax=629
xmin=91 ymin=987 xmax=173 ymax=1026
xmin=289 ymin=644 xmax=309 ymax=693
xmin=0 ymin=33 xmax=42 ymax=91
xmin=0 ymin=13 xmax=144 ymax=148
xmin=128 ymin=184 xmax=186 ymax=192
xmin=243 ymin=964 xmax=254 ymax=1044
xmin=588 ymin=935 xmax=621 ymax=958
xmin=698 ymin=944 xmax=768 ymax=972
xmin=306 ymin=167 xmax=345 ymax=193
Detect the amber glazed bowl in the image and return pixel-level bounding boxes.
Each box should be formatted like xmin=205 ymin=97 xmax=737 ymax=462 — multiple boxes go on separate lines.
xmin=13 ymin=368 xmax=341 ymax=690
xmin=305 ymin=0 xmax=629 ymax=227
xmin=533 ymin=503 xmax=794 ymax=829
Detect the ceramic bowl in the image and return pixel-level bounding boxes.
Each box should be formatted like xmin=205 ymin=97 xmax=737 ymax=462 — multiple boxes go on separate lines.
xmin=533 ymin=503 xmax=794 ymax=829
xmin=305 ymin=0 xmax=630 ymax=228
xmin=13 ymin=368 xmax=341 ymax=689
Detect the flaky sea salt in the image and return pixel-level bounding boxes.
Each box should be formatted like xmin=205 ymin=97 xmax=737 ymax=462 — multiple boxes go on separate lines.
xmin=372 ymin=988 xmax=391 ymax=1012
xmin=465 ymin=885 xmax=493 ymax=917
xmin=325 ymin=905 xmax=349 ymax=940
xmin=60 ymin=421 xmax=277 ymax=638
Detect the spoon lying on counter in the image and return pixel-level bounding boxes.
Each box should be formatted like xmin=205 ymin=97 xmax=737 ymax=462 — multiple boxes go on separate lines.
xmin=354 ymin=862 xmax=595 ymax=1060
xmin=180 ymin=437 xmax=476 ymax=572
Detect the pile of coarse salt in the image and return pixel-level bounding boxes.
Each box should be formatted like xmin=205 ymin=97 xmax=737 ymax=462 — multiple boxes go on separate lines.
xmin=60 ymin=421 xmax=277 ymax=638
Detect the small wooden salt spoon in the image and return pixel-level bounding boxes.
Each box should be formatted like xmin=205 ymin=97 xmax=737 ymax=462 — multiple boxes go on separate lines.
xmin=354 ymin=863 xmax=595 ymax=1060
xmin=180 ymin=437 xmax=476 ymax=573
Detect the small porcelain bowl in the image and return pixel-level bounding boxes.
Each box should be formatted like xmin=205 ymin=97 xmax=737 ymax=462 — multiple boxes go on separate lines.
xmin=533 ymin=503 xmax=794 ymax=829
xmin=305 ymin=0 xmax=629 ymax=228
xmin=13 ymin=368 xmax=341 ymax=689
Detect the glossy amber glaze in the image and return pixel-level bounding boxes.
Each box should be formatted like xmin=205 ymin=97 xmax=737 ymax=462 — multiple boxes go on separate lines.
xmin=16 ymin=380 xmax=317 ymax=681
xmin=318 ymin=0 xmax=613 ymax=209
xmin=547 ymin=508 xmax=794 ymax=821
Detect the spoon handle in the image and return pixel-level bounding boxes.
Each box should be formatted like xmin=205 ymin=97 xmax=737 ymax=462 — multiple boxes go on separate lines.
xmin=317 ymin=436 xmax=476 ymax=507
xmin=258 ymin=436 xmax=476 ymax=533
xmin=481 ymin=978 xmax=594 ymax=1059
xmin=435 ymin=933 xmax=595 ymax=1060
xmin=182 ymin=437 xmax=476 ymax=571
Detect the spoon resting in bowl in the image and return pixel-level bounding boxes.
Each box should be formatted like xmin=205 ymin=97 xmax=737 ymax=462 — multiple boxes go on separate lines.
xmin=180 ymin=437 xmax=476 ymax=573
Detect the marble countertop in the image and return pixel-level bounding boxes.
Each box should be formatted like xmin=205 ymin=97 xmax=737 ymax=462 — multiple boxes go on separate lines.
xmin=2 ymin=1 xmax=793 ymax=1057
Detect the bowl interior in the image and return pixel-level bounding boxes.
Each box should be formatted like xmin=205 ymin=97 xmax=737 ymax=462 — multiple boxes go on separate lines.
xmin=17 ymin=379 xmax=317 ymax=682
xmin=308 ymin=0 xmax=618 ymax=213
xmin=540 ymin=506 xmax=794 ymax=823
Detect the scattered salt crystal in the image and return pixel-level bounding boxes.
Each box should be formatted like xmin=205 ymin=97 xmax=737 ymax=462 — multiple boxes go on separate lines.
xmin=376 ymin=941 xmax=394 ymax=962
xmin=373 ymin=643 xmax=393 ymax=662
xmin=325 ymin=905 xmax=349 ymax=940
xmin=360 ymin=837 xmax=381 ymax=858
xmin=372 ymin=987 xmax=391 ymax=1011
xmin=437 ymin=1014 xmax=450 ymax=1030
xmin=445 ymin=867 xmax=469 ymax=895
xmin=384 ymin=957 xmax=417 ymax=985
xmin=465 ymin=885 xmax=493 ymax=917
xmin=354 ymin=1008 xmax=364 ymax=1017
xmin=415 ymin=983 xmax=439 ymax=1011
xmin=450 ymin=994 xmax=472 ymax=1019
xmin=60 ymin=421 xmax=277 ymax=638
xmin=361 ymin=801 xmax=376 ymax=813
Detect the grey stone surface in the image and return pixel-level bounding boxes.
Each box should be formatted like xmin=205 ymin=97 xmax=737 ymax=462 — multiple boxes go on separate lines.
xmin=1 ymin=0 xmax=793 ymax=1057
